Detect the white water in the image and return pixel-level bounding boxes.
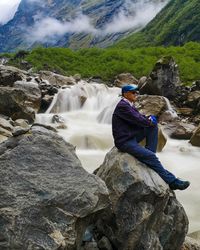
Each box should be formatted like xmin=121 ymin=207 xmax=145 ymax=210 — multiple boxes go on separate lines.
xmin=36 ymin=81 xmax=200 ymax=233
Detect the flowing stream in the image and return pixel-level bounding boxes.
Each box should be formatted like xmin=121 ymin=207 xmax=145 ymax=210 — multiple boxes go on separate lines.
xmin=36 ymin=80 xmax=200 ymax=233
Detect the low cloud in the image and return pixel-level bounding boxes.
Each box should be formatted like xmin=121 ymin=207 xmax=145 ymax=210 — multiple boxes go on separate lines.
xmin=102 ymin=0 xmax=168 ymax=34
xmin=27 ymin=0 xmax=169 ymax=43
xmin=28 ymin=15 xmax=96 ymax=43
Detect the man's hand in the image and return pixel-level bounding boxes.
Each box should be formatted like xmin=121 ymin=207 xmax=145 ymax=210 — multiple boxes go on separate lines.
xmin=149 ymin=115 xmax=158 ymax=126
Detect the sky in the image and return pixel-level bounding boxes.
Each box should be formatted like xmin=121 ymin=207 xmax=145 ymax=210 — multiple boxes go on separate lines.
xmin=0 ymin=0 xmax=21 ymax=24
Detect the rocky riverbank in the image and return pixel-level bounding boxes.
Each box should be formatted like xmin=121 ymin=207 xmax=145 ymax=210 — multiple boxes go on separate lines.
xmin=0 ymin=60 xmax=200 ymax=249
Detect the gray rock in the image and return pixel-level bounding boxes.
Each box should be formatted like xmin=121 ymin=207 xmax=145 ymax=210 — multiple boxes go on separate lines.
xmin=0 ymin=126 xmax=109 ymax=249
xmin=163 ymin=122 xmax=196 ymax=140
xmin=0 ymin=117 xmax=14 ymax=131
xmin=95 ymin=147 xmax=188 ymax=250
xmin=190 ymin=125 xmax=200 ymax=147
xmin=0 ymin=65 xmax=27 ymax=87
xmin=114 ymin=73 xmax=138 ymax=88
xmin=39 ymin=71 xmax=76 ymax=86
xmin=136 ymin=95 xmax=166 ymax=116
xmin=140 ymin=56 xmax=180 ymax=99
xmin=13 ymin=119 xmax=29 ymax=128
xmin=98 ymin=236 xmax=113 ymax=250
xmin=12 ymin=126 xmax=30 ymax=136
xmin=182 ymin=236 xmax=200 ymax=250
xmin=0 ymin=86 xmax=39 ymax=123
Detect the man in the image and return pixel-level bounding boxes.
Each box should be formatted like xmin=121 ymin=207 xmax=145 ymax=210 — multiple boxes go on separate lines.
xmin=112 ymin=84 xmax=190 ymax=190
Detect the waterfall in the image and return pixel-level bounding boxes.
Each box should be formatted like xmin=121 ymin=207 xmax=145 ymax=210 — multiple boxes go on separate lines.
xmin=36 ymin=81 xmax=200 ymax=234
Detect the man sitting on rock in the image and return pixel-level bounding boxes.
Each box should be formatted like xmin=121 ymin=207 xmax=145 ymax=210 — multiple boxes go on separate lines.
xmin=112 ymin=84 xmax=190 ymax=190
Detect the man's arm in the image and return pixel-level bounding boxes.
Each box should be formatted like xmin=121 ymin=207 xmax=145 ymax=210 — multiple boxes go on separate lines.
xmin=116 ymin=103 xmax=152 ymax=127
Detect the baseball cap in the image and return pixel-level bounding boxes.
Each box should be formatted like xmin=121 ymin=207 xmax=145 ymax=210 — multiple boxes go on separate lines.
xmin=121 ymin=84 xmax=138 ymax=94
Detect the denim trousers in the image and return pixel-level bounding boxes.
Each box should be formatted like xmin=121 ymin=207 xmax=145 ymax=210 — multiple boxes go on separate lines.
xmin=119 ymin=126 xmax=176 ymax=184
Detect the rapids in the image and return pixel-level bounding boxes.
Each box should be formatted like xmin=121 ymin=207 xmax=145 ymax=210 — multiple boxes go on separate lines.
xmin=36 ymin=80 xmax=200 ymax=233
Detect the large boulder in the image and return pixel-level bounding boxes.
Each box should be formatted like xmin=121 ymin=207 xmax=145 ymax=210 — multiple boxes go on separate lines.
xmin=0 ymin=81 xmax=41 ymax=122
xmin=190 ymin=125 xmax=200 ymax=147
xmin=39 ymin=71 xmax=76 ymax=86
xmin=136 ymin=95 xmax=166 ymax=116
xmin=95 ymin=148 xmax=188 ymax=250
xmin=0 ymin=125 xmax=109 ymax=249
xmin=114 ymin=73 xmax=138 ymax=88
xmin=0 ymin=65 xmax=27 ymax=87
xmin=139 ymin=56 xmax=180 ymax=99
xmin=163 ymin=121 xmax=196 ymax=140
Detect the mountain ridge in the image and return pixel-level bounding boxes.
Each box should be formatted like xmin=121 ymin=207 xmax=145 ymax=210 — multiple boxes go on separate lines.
xmin=0 ymin=0 xmax=168 ymax=52
xmin=114 ymin=0 xmax=200 ymax=49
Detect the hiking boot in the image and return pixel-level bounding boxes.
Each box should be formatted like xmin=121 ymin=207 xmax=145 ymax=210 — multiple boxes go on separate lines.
xmin=169 ymin=179 xmax=190 ymax=190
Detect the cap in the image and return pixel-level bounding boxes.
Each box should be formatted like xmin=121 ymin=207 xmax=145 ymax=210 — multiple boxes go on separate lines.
xmin=121 ymin=84 xmax=138 ymax=94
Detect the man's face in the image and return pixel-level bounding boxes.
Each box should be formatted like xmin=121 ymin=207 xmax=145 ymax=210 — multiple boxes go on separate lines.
xmin=123 ymin=91 xmax=138 ymax=102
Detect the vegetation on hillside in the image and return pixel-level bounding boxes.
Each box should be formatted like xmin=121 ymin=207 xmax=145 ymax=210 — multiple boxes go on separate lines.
xmin=115 ymin=0 xmax=200 ymax=49
xmin=1 ymin=42 xmax=200 ymax=84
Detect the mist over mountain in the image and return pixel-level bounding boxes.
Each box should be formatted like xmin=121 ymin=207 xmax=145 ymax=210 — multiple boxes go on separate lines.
xmin=115 ymin=0 xmax=200 ymax=49
xmin=0 ymin=0 xmax=168 ymax=52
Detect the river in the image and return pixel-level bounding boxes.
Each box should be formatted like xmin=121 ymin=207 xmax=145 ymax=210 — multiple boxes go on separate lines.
xmin=36 ymin=80 xmax=200 ymax=233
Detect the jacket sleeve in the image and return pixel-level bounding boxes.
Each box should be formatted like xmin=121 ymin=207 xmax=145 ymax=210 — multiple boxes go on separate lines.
xmin=116 ymin=103 xmax=152 ymax=127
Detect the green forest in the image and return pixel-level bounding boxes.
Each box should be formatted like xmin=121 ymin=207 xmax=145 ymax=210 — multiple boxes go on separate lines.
xmin=115 ymin=0 xmax=200 ymax=49
xmin=1 ymin=42 xmax=200 ymax=84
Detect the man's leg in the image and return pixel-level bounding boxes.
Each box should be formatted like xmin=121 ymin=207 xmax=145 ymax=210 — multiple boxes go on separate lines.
xmin=119 ymin=138 xmax=176 ymax=184
xmin=135 ymin=126 xmax=158 ymax=153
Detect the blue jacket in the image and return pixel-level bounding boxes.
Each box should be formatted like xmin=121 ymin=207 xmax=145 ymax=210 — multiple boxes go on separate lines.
xmin=112 ymin=99 xmax=152 ymax=148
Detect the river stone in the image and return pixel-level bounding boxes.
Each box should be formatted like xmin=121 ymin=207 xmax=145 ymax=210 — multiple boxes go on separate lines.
xmin=0 ymin=117 xmax=14 ymax=131
xmin=0 ymin=126 xmax=109 ymax=249
xmin=182 ymin=236 xmax=200 ymax=250
xmin=136 ymin=95 xmax=166 ymax=117
xmin=163 ymin=122 xmax=196 ymax=140
xmin=0 ymin=86 xmax=39 ymax=123
xmin=190 ymin=125 xmax=200 ymax=147
xmin=114 ymin=73 xmax=138 ymax=87
xmin=39 ymin=71 xmax=76 ymax=86
xmin=0 ymin=65 xmax=27 ymax=87
xmin=95 ymin=148 xmax=188 ymax=250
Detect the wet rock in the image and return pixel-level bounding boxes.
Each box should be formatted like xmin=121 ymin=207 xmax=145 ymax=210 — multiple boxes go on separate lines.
xmin=0 ymin=65 xmax=27 ymax=87
xmin=138 ymin=76 xmax=147 ymax=89
xmin=40 ymin=94 xmax=54 ymax=113
xmin=0 ymin=126 xmax=109 ymax=249
xmin=114 ymin=73 xmax=138 ymax=88
xmin=190 ymin=125 xmax=200 ymax=147
xmin=13 ymin=119 xmax=29 ymax=129
xmin=176 ymin=107 xmax=194 ymax=116
xmin=0 ymin=126 xmax=12 ymax=140
xmin=0 ymin=117 xmax=14 ymax=131
xmin=140 ymin=56 xmax=180 ymax=99
xmin=97 ymin=236 xmax=113 ymax=250
xmin=136 ymin=95 xmax=166 ymax=116
xmin=186 ymin=91 xmax=200 ymax=111
xmin=12 ymin=126 xmax=30 ymax=136
xmin=0 ymin=87 xmax=37 ymax=123
xmin=0 ymin=134 xmax=8 ymax=144
xmin=95 ymin=148 xmax=188 ymax=250
xmin=163 ymin=122 xmax=196 ymax=140
xmin=52 ymin=114 xmax=65 ymax=124
xmin=39 ymin=71 xmax=76 ymax=86
xmin=182 ymin=236 xmax=200 ymax=250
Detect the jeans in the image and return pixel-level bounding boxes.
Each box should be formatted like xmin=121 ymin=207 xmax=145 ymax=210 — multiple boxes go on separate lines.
xmin=119 ymin=126 xmax=176 ymax=184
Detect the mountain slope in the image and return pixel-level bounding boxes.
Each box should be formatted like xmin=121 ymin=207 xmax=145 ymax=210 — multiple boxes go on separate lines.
xmin=0 ymin=0 xmax=168 ymax=52
xmin=115 ymin=0 xmax=200 ymax=49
